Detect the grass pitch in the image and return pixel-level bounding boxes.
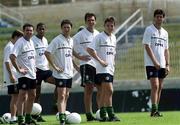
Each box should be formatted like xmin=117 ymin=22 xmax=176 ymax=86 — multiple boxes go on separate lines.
xmin=26 ymin=111 xmax=180 ymax=125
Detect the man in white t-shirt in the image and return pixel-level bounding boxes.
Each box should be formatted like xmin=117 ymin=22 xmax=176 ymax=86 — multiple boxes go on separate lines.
xmin=45 ymin=19 xmax=77 ymax=125
xmin=31 ymin=23 xmax=55 ymax=122
xmin=10 ymin=24 xmax=38 ymax=125
xmin=87 ymin=17 xmax=120 ymax=122
xmin=73 ymin=13 xmax=100 ymax=121
xmin=142 ymin=9 xmax=170 ymax=117
xmin=3 ymin=30 xmax=23 ymax=124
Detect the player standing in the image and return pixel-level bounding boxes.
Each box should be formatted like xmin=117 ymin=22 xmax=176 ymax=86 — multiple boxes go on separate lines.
xmin=3 ymin=30 xmax=23 ymax=124
xmin=73 ymin=12 xmax=100 ymax=121
xmin=87 ymin=16 xmax=120 ymax=122
xmin=142 ymin=9 xmax=170 ymax=117
xmin=32 ymin=22 xmax=55 ymax=122
xmin=10 ymin=23 xmax=38 ymax=125
xmin=45 ymin=19 xmax=76 ymax=125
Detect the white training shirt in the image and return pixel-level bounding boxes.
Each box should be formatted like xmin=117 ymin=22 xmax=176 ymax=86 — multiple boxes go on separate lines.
xmin=88 ymin=31 xmax=116 ymax=75
xmin=3 ymin=41 xmax=18 ymax=86
xmin=32 ymin=35 xmax=49 ymax=70
xmin=11 ymin=37 xmax=36 ymax=79
xmin=142 ymin=24 xmax=168 ymax=68
xmin=46 ymin=34 xmax=73 ymax=79
xmin=73 ymin=28 xmax=99 ymax=67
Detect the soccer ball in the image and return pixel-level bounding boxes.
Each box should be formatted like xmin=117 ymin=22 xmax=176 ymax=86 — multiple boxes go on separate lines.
xmin=66 ymin=112 xmax=81 ymax=124
xmin=2 ymin=113 xmax=11 ymax=123
xmin=56 ymin=111 xmax=71 ymax=121
xmin=95 ymin=109 xmax=108 ymax=120
xmin=31 ymin=103 xmax=42 ymax=115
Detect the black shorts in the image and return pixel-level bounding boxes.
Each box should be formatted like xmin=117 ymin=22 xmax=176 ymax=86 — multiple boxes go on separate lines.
xmin=36 ymin=68 xmax=52 ymax=85
xmin=80 ymin=64 xmax=96 ymax=87
xmin=55 ymin=78 xmax=72 ymax=88
xmin=95 ymin=73 xmax=113 ymax=84
xmin=7 ymin=84 xmax=19 ymax=94
xmin=146 ymin=66 xmax=167 ymax=80
xmin=18 ymin=77 xmax=36 ymax=90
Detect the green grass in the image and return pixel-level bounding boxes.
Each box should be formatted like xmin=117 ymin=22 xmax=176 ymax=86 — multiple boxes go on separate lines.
xmin=3 ymin=111 xmax=180 ymax=125
xmin=38 ymin=111 xmax=180 ymax=125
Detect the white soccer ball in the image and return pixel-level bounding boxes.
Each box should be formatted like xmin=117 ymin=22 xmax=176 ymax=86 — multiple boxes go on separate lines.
xmin=31 ymin=103 xmax=42 ymax=115
xmin=56 ymin=111 xmax=71 ymax=121
xmin=95 ymin=109 xmax=108 ymax=120
xmin=2 ymin=113 xmax=11 ymax=123
xmin=66 ymin=112 xmax=81 ymax=124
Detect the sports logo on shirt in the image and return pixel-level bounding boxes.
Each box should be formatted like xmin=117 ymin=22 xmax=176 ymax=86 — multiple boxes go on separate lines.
xmin=65 ymin=50 xmax=72 ymax=57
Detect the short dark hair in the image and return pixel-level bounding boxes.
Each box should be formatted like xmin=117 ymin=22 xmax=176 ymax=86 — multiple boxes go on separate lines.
xmin=23 ymin=23 xmax=34 ymax=30
xmin=11 ymin=30 xmax=23 ymax=39
xmin=61 ymin=19 xmax=73 ymax=27
xmin=154 ymin=9 xmax=165 ymax=17
xmin=104 ymin=16 xmax=116 ymax=25
xmin=36 ymin=22 xmax=45 ymax=29
xmin=84 ymin=12 xmax=96 ymax=21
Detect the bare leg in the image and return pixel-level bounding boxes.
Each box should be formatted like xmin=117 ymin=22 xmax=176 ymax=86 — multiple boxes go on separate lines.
xmin=17 ymin=90 xmax=27 ymax=116
xmin=84 ymin=84 xmax=94 ymax=113
xmin=150 ymin=78 xmax=159 ymax=105
xmin=10 ymin=94 xmax=18 ymax=120
xmin=25 ymin=89 xmax=36 ymax=114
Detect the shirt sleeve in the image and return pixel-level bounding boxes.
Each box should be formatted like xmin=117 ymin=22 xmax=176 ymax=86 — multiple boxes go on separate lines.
xmin=11 ymin=40 xmax=22 ymax=57
xmin=46 ymin=38 xmax=58 ymax=54
xmin=142 ymin=27 xmax=151 ymax=45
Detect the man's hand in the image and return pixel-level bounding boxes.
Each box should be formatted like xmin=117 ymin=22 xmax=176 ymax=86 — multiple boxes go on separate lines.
xmin=19 ymin=68 xmax=28 ymax=75
xmin=99 ymin=59 xmax=108 ymax=67
xmin=154 ymin=62 xmax=160 ymax=70
xmin=54 ymin=66 xmax=64 ymax=73
xmin=165 ymin=65 xmax=170 ymax=76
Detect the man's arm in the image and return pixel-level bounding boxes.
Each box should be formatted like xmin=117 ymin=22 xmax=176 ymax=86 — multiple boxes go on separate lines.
xmin=165 ymin=48 xmax=170 ymax=72
xmin=87 ymin=47 xmax=107 ymax=67
xmin=73 ymin=49 xmax=91 ymax=61
xmin=10 ymin=54 xmax=27 ymax=75
xmin=144 ymin=44 xmax=160 ymax=69
xmin=44 ymin=51 xmax=63 ymax=72
xmin=5 ymin=62 xmax=16 ymax=83
xmin=72 ymin=60 xmax=80 ymax=72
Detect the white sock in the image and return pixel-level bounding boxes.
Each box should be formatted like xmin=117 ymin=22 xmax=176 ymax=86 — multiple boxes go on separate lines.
xmin=11 ymin=116 xmax=17 ymax=121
